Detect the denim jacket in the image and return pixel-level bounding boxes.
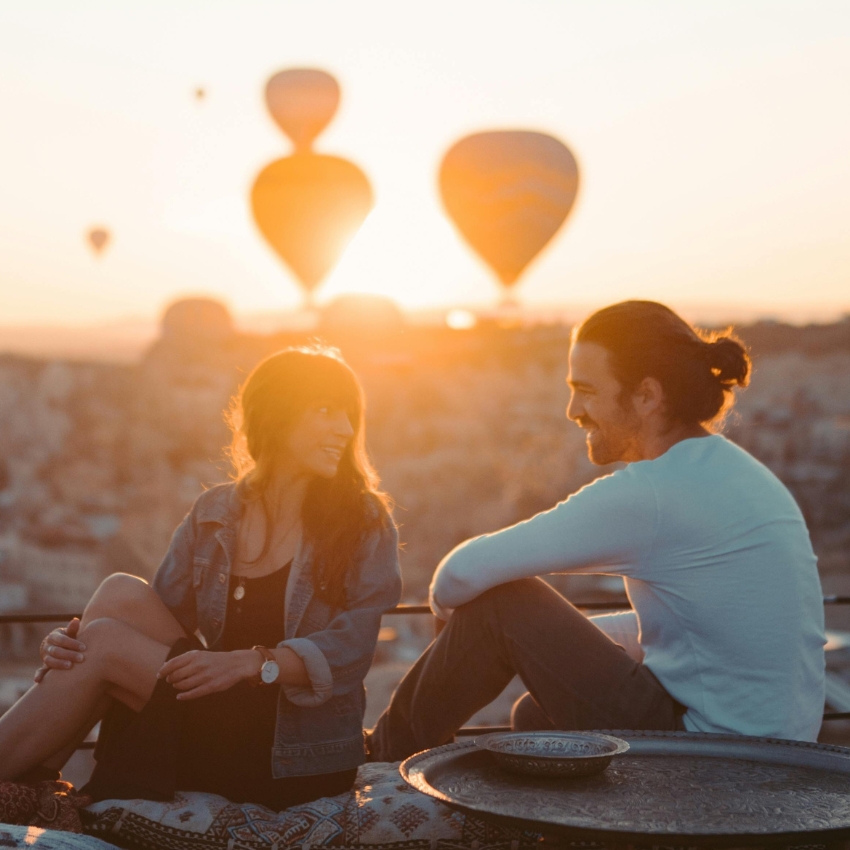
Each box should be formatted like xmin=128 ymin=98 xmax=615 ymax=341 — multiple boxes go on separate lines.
xmin=152 ymin=482 xmax=402 ymax=778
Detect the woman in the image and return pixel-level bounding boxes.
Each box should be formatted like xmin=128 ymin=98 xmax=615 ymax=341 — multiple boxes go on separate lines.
xmin=0 ymin=346 xmax=401 ymax=809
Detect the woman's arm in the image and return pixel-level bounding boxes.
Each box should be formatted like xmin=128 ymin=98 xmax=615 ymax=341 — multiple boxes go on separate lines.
xmin=158 ymin=645 xmax=308 ymax=699
xmin=151 ymin=512 xmax=199 ymax=637
xmin=277 ymin=519 xmax=402 ymax=707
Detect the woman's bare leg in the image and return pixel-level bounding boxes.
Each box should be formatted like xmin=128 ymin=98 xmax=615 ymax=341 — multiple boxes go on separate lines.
xmin=77 ymin=573 xmax=187 ymax=642
xmin=0 ymin=616 xmax=176 ymax=780
xmin=37 ymin=698 xmax=111 ymax=775
xmin=1 ymin=575 xmax=187 ymax=780
xmin=36 ymin=574 xmax=187 ymax=773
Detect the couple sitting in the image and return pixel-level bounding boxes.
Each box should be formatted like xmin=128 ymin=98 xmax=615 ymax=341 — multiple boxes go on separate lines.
xmin=0 ymin=300 xmax=826 ymax=812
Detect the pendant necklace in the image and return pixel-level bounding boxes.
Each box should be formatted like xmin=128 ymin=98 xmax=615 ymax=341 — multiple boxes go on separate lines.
xmin=233 ymin=511 xmax=299 ymax=601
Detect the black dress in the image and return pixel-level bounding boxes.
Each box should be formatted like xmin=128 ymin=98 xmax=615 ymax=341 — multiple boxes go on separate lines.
xmin=84 ymin=563 xmax=357 ymax=810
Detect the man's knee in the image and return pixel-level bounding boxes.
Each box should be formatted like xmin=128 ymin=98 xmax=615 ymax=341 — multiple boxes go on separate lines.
xmin=457 ymin=578 xmax=550 ymax=619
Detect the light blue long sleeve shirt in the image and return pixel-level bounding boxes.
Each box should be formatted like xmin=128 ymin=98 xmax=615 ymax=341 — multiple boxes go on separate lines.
xmin=431 ymin=435 xmax=826 ymax=741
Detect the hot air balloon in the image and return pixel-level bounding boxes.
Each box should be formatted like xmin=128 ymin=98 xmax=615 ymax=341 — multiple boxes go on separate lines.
xmin=252 ymin=155 xmax=372 ymax=302
xmin=265 ymin=69 xmax=340 ymax=153
xmin=87 ymin=227 xmax=110 ymax=256
xmin=439 ymin=131 xmax=579 ymax=302
xmin=251 ymin=68 xmax=372 ymax=308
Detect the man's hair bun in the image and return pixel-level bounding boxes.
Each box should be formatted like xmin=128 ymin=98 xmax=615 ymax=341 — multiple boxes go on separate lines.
xmin=706 ymin=337 xmax=750 ymax=387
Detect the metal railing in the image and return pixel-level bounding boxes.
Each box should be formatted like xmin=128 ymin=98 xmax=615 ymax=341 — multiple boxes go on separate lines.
xmin=0 ymin=598 xmax=668 ymax=626
xmin=3 ymin=596 xmax=850 ymax=753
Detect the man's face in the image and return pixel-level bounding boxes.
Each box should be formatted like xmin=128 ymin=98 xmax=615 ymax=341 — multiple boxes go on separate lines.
xmin=567 ymin=341 xmax=642 ymax=465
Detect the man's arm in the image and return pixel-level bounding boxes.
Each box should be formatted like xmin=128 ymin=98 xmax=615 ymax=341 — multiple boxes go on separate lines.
xmin=430 ymin=466 xmax=657 ymax=618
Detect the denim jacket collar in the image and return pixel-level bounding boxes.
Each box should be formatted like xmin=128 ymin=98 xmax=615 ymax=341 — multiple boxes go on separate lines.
xmin=194 ymin=483 xmax=315 ymax=640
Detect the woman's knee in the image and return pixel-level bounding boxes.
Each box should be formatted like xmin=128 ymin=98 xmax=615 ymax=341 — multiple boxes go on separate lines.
xmin=77 ymin=617 xmax=130 ymax=668
xmin=86 ymin=573 xmax=151 ymax=619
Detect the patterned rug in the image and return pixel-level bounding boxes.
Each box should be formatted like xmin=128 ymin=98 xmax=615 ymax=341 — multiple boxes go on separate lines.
xmin=81 ymin=762 xmax=538 ymax=850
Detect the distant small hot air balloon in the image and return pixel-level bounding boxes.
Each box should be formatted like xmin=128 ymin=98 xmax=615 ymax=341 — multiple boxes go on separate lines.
xmin=265 ymin=69 xmax=340 ymax=153
xmin=251 ymin=68 xmax=372 ymax=307
xmin=87 ymin=227 xmax=110 ymax=256
xmin=195 ymin=87 xmax=206 ymax=101
xmin=439 ymin=131 xmax=579 ymax=302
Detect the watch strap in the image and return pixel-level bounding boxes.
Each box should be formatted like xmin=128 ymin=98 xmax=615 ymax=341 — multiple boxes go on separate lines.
xmin=249 ymin=645 xmax=275 ymax=686
xmin=252 ymin=645 xmax=275 ymax=664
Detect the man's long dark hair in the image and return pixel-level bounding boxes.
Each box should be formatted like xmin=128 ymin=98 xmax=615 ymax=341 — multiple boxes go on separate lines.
xmin=226 ymin=345 xmax=391 ymax=608
xmin=574 ymin=301 xmax=751 ymax=427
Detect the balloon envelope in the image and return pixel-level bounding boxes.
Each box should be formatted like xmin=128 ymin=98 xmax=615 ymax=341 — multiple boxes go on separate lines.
xmin=265 ymin=69 xmax=340 ymax=152
xmin=87 ymin=227 xmax=110 ymax=255
xmin=439 ymin=131 xmax=579 ymax=289
xmin=251 ymin=153 xmax=373 ymax=297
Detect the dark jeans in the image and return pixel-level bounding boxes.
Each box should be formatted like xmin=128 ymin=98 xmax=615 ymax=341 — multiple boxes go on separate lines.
xmin=370 ymin=578 xmax=684 ymax=762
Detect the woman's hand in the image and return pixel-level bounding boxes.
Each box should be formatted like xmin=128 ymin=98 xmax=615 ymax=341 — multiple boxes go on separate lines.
xmin=158 ymin=649 xmax=260 ymax=700
xmin=34 ymin=618 xmax=86 ymax=683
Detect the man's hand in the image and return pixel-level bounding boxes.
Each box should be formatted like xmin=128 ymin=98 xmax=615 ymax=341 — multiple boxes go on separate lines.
xmin=428 ymin=584 xmax=454 ymax=623
xmin=34 ymin=618 xmax=86 ymax=683
xmin=158 ymin=649 xmax=261 ymax=700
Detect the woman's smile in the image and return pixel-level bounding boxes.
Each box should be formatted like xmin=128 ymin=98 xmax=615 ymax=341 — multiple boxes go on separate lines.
xmin=283 ymin=403 xmax=355 ymax=479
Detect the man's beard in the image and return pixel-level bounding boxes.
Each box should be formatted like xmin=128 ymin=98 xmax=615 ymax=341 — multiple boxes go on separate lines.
xmin=581 ymin=412 xmax=640 ymax=466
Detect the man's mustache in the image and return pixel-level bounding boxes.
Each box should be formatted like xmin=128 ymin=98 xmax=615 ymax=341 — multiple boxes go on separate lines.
xmin=577 ymin=416 xmax=597 ymax=430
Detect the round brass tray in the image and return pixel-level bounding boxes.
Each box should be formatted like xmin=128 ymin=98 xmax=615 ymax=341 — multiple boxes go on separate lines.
xmin=400 ymin=731 xmax=850 ymax=847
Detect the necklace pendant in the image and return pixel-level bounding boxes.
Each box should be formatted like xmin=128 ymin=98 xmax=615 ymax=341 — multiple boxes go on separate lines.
xmin=233 ymin=584 xmax=245 ymax=601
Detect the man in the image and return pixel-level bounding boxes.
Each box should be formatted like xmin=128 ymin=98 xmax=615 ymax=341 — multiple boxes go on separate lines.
xmin=369 ymin=301 xmax=825 ymax=762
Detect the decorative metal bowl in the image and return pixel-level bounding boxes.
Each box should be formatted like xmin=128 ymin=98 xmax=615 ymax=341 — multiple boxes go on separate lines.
xmin=475 ymin=731 xmax=630 ymax=778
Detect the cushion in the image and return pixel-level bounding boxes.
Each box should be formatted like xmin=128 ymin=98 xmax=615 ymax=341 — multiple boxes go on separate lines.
xmin=81 ymin=762 xmax=539 ymax=850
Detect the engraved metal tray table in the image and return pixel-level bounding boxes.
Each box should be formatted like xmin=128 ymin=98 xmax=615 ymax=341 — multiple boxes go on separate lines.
xmin=400 ymin=731 xmax=850 ymax=847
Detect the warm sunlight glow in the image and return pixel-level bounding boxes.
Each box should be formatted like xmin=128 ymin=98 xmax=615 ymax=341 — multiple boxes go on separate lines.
xmin=446 ymin=309 xmax=477 ymax=330
xmin=321 ymin=206 xmax=489 ymax=309
xmin=24 ymin=827 xmax=44 ymax=846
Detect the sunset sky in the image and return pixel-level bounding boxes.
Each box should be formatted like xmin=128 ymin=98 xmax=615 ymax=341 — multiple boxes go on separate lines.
xmin=1 ymin=0 xmax=849 ymax=327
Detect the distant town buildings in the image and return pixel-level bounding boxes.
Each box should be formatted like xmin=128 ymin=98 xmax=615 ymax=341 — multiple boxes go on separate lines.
xmin=0 ymin=300 xmax=849 ymax=685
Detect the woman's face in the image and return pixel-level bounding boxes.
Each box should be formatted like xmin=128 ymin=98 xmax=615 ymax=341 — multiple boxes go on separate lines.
xmin=283 ymin=401 xmax=355 ymax=479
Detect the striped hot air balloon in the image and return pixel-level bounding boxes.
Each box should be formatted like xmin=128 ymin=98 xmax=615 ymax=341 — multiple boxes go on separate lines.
xmin=439 ymin=131 xmax=579 ymax=302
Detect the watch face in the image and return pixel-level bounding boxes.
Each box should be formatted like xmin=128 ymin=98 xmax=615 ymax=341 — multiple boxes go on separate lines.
xmin=261 ymin=661 xmax=279 ymax=684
